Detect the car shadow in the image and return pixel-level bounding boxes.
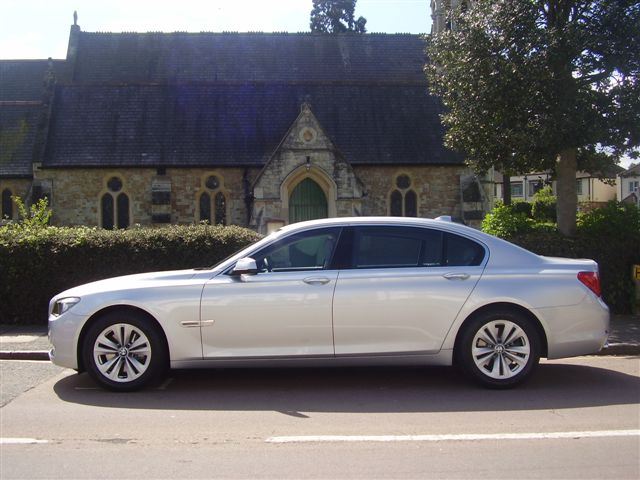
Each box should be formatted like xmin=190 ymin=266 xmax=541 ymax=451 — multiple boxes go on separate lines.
xmin=53 ymin=360 xmax=640 ymax=413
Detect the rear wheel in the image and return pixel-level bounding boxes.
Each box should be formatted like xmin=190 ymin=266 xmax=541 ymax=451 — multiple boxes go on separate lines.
xmin=457 ymin=310 xmax=541 ymax=388
xmin=82 ymin=311 xmax=167 ymax=391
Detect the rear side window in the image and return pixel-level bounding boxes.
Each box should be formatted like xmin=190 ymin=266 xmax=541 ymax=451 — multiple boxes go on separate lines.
xmin=350 ymin=227 xmax=443 ymax=269
xmin=445 ymin=233 xmax=485 ymax=266
xmin=341 ymin=226 xmax=485 ymax=269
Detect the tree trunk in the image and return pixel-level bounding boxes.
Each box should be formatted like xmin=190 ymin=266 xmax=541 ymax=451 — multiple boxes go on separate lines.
xmin=556 ymin=148 xmax=577 ymax=236
xmin=502 ymin=172 xmax=512 ymax=206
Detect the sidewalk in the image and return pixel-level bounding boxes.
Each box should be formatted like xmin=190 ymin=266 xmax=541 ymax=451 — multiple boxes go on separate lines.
xmin=1 ymin=315 xmax=638 ymax=361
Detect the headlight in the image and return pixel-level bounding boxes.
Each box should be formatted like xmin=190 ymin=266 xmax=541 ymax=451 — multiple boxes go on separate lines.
xmin=51 ymin=297 xmax=81 ymax=317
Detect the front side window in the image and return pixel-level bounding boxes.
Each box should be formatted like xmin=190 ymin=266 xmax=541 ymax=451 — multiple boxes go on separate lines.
xmin=252 ymin=228 xmax=341 ymax=272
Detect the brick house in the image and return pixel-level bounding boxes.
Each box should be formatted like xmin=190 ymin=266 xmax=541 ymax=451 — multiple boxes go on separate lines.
xmin=1 ymin=20 xmax=470 ymax=233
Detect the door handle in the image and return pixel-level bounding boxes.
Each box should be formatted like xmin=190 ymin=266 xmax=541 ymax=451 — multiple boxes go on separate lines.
xmin=303 ymin=277 xmax=331 ymax=285
xmin=443 ymin=272 xmax=470 ymax=280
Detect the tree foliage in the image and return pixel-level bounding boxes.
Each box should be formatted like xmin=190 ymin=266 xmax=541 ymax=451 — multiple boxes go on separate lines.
xmin=426 ymin=0 xmax=640 ymax=235
xmin=310 ymin=0 xmax=367 ymax=33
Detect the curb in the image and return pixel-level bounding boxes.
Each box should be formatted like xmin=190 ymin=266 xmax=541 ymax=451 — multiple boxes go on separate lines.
xmin=0 ymin=350 xmax=50 ymax=361
xmin=596 ymin=344 xmax=640 ymax=356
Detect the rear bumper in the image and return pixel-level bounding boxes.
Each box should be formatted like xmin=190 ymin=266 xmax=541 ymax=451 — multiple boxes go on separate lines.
xmin=535 ymin=295 xmax=609 ymax=359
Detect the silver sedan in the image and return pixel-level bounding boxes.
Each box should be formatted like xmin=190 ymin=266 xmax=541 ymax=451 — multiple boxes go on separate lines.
xmin=48 ymin=217 xmax=609 ymax=391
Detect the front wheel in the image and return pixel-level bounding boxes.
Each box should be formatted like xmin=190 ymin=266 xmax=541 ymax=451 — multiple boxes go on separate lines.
xmin=457 ymin=310 xmax=541 ymax=389
xmin=82 ymin=311 xmax=167 ymax=391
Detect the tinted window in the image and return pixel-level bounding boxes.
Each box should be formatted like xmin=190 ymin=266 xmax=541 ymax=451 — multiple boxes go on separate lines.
xmin=253 ymin=228 xmax=340 ymax=272
xmin=445 ymin=233 xmax=485 ymax=266
xmin=351 ymin=227 xmax=443 ymax=269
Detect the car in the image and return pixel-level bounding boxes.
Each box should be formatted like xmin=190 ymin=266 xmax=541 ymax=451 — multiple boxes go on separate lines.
xmin=48 ymin=216 xmax=609 ymax=391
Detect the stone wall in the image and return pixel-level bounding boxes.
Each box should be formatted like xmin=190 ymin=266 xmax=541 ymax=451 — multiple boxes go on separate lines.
xmin=353 ymin=165 xmax=466 ymax=218
xmin=34 ymin=167 xmax=259 ymax=227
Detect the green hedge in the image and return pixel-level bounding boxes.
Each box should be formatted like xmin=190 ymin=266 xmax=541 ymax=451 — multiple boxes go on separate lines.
xmin=0 ymin=225 xmax=261 ymax=325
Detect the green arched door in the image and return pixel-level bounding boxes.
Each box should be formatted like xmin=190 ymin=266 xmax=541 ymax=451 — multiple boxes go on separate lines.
xmin=289 ymin=178 xmax=328 ymax=223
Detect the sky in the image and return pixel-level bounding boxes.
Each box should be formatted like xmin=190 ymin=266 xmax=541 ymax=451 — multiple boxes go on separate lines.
xmin=0 ymin=0 xmax=431 ymax=59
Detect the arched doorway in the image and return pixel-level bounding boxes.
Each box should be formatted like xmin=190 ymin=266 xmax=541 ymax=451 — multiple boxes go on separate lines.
xmin=289 ymin=178 xmax=328 ymax=223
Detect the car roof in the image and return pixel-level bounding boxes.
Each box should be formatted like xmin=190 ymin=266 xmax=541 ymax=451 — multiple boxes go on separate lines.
xmin=280 ymin=216 xmax=480 ymax=236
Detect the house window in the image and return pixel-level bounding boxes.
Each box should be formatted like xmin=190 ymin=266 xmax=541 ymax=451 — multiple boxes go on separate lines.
xmin=198 ymin=175 xmax=227 ymax=225
xmin=630 ymin=181 xmax=639 ymax=193
xmin=101 ymin=176 xmax=129 ymax=229
xmin=529 ymin=179 xmax=544 ymax=197
xmin=576 ymin=179 xmax=583 ymax=196
xmin=511 ymin=182 xmax=524 ymax=197
xmin=2 ymin=189 xmax=13 ymax=219
xmin=389 ymin=174 xmax=418 ymax=217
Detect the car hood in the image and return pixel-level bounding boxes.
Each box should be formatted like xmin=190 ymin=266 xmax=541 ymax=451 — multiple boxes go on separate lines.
xmin=52 ymin=269 xmax=207 ymax=300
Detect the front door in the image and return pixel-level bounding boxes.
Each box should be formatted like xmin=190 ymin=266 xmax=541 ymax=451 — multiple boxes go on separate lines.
xmin=200 ymin=227 xmax=341 ymax=358
xmin=289 ymin=178 xmax=328 ymax=223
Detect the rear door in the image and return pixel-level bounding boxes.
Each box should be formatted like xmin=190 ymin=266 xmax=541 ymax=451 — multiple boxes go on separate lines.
xmin=332 ymin=225 xmax=486 ymax=355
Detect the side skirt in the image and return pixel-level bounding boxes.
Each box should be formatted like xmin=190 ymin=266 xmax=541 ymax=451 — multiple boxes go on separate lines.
xmin=170 ymin=349 xmax=453 ymax=369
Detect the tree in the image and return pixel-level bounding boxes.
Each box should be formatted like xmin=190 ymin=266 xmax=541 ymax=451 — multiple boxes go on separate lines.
xmin=310 ymin=0 xmax=367 ymax=33
xmin=426 ymin=0 xmax=640 ymax=235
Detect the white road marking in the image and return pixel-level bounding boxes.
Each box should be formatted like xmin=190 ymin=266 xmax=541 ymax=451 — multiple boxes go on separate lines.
xmin=0 ymin=438 xmax=48 ymax=445
xmin=266 ymin=430 xmax=640 ymax=443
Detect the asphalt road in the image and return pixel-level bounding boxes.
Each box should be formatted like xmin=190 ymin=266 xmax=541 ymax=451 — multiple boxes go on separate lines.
xmin=1 ymin=356 xmax=638 ymax=479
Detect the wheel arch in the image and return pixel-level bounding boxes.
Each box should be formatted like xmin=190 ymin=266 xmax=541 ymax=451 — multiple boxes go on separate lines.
xmin=76 ymin=305 xmax=170 ymax=373
xmin=453 ymin=302 xmax=548 ymax=362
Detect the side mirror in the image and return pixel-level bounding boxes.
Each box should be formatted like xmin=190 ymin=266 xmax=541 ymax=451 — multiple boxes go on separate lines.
xmin=231 ymin=257 xmax=259 ymax=276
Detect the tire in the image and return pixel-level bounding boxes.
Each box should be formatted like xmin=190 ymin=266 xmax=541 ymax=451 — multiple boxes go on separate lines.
xmin=457 ymin=310 xmax=541 ymax=389
xmin=82 ymin=311 xmax=168 ymax=391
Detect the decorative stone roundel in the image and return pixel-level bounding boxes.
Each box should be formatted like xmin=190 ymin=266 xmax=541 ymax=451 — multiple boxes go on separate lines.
xmin=300 ymin=128 xmax=316 ymax=143
xmin=107 ymin=177 xmax=123 ymax=192
xmin=205 ymin=175 xmax=220 ymax=190
xmin=396 ymin=174 xmax=411 ymax=190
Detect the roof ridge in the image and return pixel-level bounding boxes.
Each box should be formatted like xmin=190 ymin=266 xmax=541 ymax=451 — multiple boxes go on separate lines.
xmin=80 ymin=31 xmax=426 ymax=37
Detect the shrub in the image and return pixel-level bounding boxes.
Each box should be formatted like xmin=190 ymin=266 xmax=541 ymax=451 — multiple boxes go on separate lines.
xmin=511 ymin=201 xmax=533 ymax=217
xmin=0 ymin=224 xmax=261 ymax=325
xmin=531 ymin=186 xmax=557 ymax=222
xmin=481 ymin=203 xmax=533 ymax=237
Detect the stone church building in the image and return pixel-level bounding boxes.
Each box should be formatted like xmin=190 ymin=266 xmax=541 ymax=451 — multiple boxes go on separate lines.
xmin=1 ymin=14 xmax=474 ymax=234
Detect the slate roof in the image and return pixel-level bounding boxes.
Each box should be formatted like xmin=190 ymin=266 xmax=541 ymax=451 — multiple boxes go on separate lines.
xmin=43 ymin=83 xmax=461 ymax=168
xmin=0 ymin=104 xmax=41 ymax=177
xmin=0 ymin=60 xmax=65 ymax=101
xmin=71 ymin=32 xmax=428 ymax=84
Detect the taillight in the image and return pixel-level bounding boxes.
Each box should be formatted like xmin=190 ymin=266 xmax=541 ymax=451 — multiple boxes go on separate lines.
xmin=578 ymin=271 xmax=601 ymax=297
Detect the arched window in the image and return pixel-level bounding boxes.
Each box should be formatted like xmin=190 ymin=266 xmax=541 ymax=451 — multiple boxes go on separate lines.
xmin=389 ymin=174 xmax=418 ymax=217
xmin=2 ymin=189 xmax=13 ymax=220
xmin=289 ymin=178 xmax=328 ymax=224
xmin=101 ymin=176 xmax=130 ymax=229
xmin=198 ymin=175 xmax=227 ymax=225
